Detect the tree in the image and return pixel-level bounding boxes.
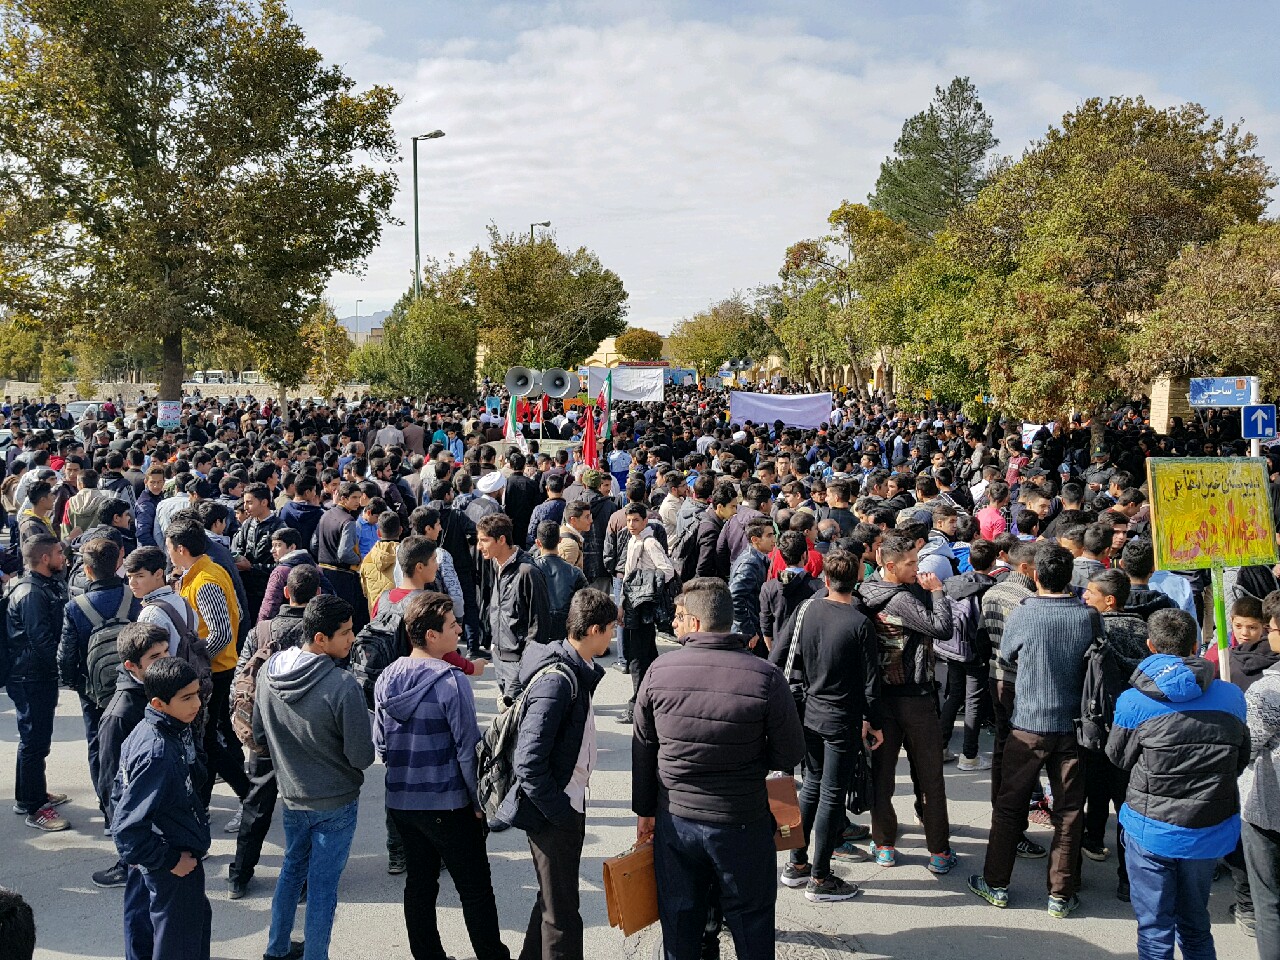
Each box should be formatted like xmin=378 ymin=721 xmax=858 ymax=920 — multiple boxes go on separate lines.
xmin=467 ymin=226 xmax=628 ymax=371
xmin=870 ymin=77 xmax=998 ymax=238
xmin=666 ymin=296 xmax=767 ymax=378
xmin=1128 ymin=222 xmax=1280 ymax=386
xmin=350 ymin=295 xmax=477 ymax=398
xmin=304 ymin=303 xmax=354 ymax=400
xmin=614 ymin=327 xmax=664 ymax=362
xmin=949 ymin=97 xmax=1274 ymax=419
xmin=0 ymin=0 xmax=400 ymax=399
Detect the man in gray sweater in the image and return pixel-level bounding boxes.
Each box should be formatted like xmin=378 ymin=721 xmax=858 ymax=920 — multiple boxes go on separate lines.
xmin=252 ymin=595 xmax=374 ymax=960
xmin=970 ymin=542 xmax=1097 ymax=919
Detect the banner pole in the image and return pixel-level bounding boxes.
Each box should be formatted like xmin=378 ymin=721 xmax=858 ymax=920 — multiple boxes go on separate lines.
xmin=1211 ymin=562 xmax=1231 ymax=685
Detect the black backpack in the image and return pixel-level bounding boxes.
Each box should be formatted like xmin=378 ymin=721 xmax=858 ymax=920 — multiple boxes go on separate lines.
xmin=79 ymin=591 xmax=135 ymax=709
xmin=348 ymin=591 xmax=410 ymax=710
xmin=1075 ymin=613 xmax=1121 ymax=750
xmin=669 ymin=511 xmax=702 ymax=583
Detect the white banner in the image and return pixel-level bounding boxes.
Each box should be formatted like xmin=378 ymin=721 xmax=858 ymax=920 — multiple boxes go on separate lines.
xmin=587 ymin=366 xmax=664 ymax=403
xmin=730 ymin=391 xmax=833 ymax=429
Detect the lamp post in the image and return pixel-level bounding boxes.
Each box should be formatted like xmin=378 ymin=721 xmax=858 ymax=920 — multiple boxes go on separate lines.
xmin=412 ymin=130 xmax=446 ymax=299
xmin=530 ymin=220 xmax=550 ymax=242
xmin=355 ymin=299 xmax=363 ymax=345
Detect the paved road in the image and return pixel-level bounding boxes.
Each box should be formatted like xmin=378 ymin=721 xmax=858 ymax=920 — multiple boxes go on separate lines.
xmin=0 ymin=643 xmax=1257 ymax=959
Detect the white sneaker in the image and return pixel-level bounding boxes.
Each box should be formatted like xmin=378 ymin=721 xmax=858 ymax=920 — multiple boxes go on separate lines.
xmin=223 ymin=808 xmax=243 ymax=834
xmin=957 ymin=755 xmax=993 ymax=771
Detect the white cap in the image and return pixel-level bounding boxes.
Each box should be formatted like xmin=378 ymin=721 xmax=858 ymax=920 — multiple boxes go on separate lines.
xmin=732 ymin=430 xmax=748 ymax=443
xmin=477 ymin=472 xmax=506 ymax=495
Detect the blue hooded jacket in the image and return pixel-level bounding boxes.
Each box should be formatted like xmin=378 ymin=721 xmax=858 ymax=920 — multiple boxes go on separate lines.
xmin=1107 ymin=653 xmax=1250 ymax=860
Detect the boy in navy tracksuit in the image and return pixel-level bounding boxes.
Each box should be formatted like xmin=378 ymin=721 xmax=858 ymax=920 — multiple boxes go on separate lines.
xmin=111 ymin=657 xmax=212 ymax=960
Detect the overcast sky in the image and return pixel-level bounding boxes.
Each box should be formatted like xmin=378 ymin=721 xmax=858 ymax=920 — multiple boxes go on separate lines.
xmin=291 ymin=0 xmax=1280 ymax=333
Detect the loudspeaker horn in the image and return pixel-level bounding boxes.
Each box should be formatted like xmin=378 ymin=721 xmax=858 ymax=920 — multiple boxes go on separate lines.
xmin=505 ymin=366 xmax=542 ymax=397
xmin=542 ymin=367 xmax=574 ymax=399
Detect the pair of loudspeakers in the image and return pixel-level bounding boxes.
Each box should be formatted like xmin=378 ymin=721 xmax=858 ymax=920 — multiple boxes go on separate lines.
xmin=504 ymin=366 xmax=575 ymax=399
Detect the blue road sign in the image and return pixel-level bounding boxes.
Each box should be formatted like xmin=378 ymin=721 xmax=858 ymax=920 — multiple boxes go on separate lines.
xmin=1243 ymin=404 xmax=1277 ymax=440
xmin=1190 ymin=377 xmax=1254 ymax=406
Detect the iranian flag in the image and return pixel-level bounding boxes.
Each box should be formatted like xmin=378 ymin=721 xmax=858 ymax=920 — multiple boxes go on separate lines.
xmin=595 ymin=369 xmax=612 ymax=442
xmin=505 ymin=394 xmax=528 ymax=453
xmin=581 ymin=406 xmax=598 ymax=469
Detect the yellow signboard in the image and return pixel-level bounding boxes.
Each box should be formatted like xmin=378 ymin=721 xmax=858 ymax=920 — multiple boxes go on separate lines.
xmin=1146 ymin=458 xmax=1277 ymax=570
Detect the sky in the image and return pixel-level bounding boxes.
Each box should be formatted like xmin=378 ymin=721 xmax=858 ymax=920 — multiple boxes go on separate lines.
xmin=291 ymin=0 xmax=1280 ymax=334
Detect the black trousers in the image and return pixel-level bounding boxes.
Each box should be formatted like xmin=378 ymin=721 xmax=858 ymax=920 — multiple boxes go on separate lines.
xmin=389 ymin=807 xmax=510 ymax=960
xmin=1242 ymin=819 xmax=1280 ymax=960
xmin=937 ymin=659 xmax=987 ymax=759
xmin=123 ymin=862 xmax=211 ymax=960
xmin=199 ymin=670 xmax=249 ymax=808
xmin=1081 ymin=746 xmax=1130 ymax=887
xmin=520 ymin=810 xmax=586 ymax=960
xmin=228 ymin=753 xmax=277 ymax=885
xmin=625 ymin=623 xmax=659 ymax=707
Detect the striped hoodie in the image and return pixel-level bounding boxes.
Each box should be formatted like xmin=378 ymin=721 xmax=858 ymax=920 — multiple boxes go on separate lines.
xmin=373 ymin=655 xmax=479 ymax=812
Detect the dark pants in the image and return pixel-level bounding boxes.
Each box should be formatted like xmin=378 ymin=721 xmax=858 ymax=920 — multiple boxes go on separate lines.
xmin=229 ymin=753 xmax=277 ymax=886
xmin=7 ymin=679 xmax=58 ymax=812
xmin=938 ymin=659 xmax=986 ymax=759
xmin=199 ymin=670 xmax=249 ymax=808
xmin=326 ymin=568 xmax=369 ymax=631
xmin=989 ymin=676 xmax=1015 ymax=803
xmin=1082 ymin=747 xmax=1130 ymax=886
xmin=1242 ymin=819 xmax=1280 ymax=960
xmin=654 ymin=807 xmax=775 ymax=960
xmin=389 ymin=807 xmax=510 ymax=960
xmin=625 ymin=623 xmax=659 ymax=707
xmin=870 ymin=695 xmax=951 ymax=854
xmin=123 ymin=862 xmax=212 ymax=960
xmin=79 ymin=693 xmax=105 ymax=809
xmin=1125 ymin=831 xmax=1217 ymax=960
xmin=792 ymin=729 xmax=853 ymax=879
xmin=983 ymin=729 xmax=1083 ymax=898
xmin=387 ymin=807 xmax=403 ymax=857
xmin=520 ymin=810 xmax=586 ymax=960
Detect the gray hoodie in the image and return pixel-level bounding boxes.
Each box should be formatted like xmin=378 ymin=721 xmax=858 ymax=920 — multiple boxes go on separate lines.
xmin=252 ymin=647 xmax=375 ymax=810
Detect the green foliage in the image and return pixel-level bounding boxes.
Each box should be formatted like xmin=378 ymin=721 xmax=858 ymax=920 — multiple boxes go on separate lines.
xmin=352 ymin=295 xmax=477 ymax=398
xmin=614 ymin=327 xmax=664 ymax=362
xmin=0 ymin=0 xmax=401 ymax=397
xmin=665 ymin=295 xmax=771 ymax=377
xmin=305 ymin=302 xmax=354 ymax=399
xmin=870 ymin=77 xmax=997 ymax=238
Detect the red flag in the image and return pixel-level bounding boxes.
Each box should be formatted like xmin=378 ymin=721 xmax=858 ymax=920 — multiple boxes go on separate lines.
xmin=536 ymin=393 xmax=549 ymax=425
xmin=581 ymin=405 xmax=598 ymax=469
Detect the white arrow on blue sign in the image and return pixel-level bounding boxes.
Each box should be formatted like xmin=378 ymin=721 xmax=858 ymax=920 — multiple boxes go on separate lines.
xmin=1243 ymin=404 xmax=1277 ymax=440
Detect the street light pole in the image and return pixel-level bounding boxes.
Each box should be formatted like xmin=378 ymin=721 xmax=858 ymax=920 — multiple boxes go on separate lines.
xmin=355 ymin=299 xmax=363 ymax=345
xmin=412 ymin=130 xmax=446 ymax=299
xmin=530 ymin=220 xmax=551 ymax=243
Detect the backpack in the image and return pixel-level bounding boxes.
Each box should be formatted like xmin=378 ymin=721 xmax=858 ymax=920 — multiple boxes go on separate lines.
xmin=79 ymin=591 xmax=135 ymax=708
xmin=475 ymin=662 xmax=578 ymax=822
xmin=348 ymin=591 xmax=410 ymax=710
xmin=1076 ymin=619 xmax=1127 ymax=751
xmin=0 ymin=587 xmax=11 ymax=689
xmin=145 ymin=595 xmax=213 ymax=703
xmin=934 ymin=592 xmax=982 ymax=664
xmin=231 ymin=622 xmax=282 ymax=752
xmin=669 ymin=511 xmax=702 ymax=583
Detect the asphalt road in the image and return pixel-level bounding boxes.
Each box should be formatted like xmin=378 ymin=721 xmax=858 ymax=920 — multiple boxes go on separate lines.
xmin=0 ymin=644 xmax=1257 ymax=959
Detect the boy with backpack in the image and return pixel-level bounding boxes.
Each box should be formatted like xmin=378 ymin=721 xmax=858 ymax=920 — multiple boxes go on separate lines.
xmin=58 ymin=537 xmax=139 ymax=821
xmin=226 ymin=564 xmax=321 ymax=900
xmin=937 ymin=538 xmax=999 ymax=771
xmin=111 ymin=657 xmax=211 ymax=960
xmin=373 ymin=591 xmax=510 ymax=960
xmin=91 ymin=623 xmax=171 ymax=889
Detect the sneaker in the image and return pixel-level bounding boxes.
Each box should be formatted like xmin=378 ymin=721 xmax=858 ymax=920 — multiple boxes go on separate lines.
xmin=228 ymin=879 xmax=250 ymax=900
xmin=1116 ymin=880 xmax=1130 ymax=903
xmin=841 ymin=823 xmax=871 ymax=843
xmin=1230 ymin=902 xmax=1258 ymax=937
xmin=487 ymin=818 xmax=510 ymax=833
xmin=928 ymin=848 xmax=959 ymax=875
xmin=780 ymin=861 xmax=811 ymax=888
xmin=387 ymin=850 xmax=407 ymax=875
xmin=1081 ymin=841 xmax=1109 ymax=862
xmin=611 ymin=661 xmax=630 ymax=674
xmin=870 ymin=843 xmax=896 ymax=867
xmin=25 ymin=806 xmax=70 ymax=831
xmin=1017 ymin=836 xmax=1048 ymax=859
xmin=941 ymin=748 xmax=958 ymax=764
xmin=957 ymin=755 xmax=992 ymax=771
xmin=223 ymin=808 xmax=243 ymax=834
xmin=1028 ymin=799 xmax=1053 ymax=826
xmin=12 ymin=792 xmax=69 ymax=814
xmin=804 ymin=875 xmax=862 ymax=902
xmin=263 ymin=943 xmax=304 ymax=960
xmin=967 ymin=874 xmax=1009 ymax=908
xmin=91 ymin=862 xmax=128 ymax=888
xmin=831 ymin=841 xmax=870 ymax=862
xmin=1047 ymin=893 xmax=1080 ymax=919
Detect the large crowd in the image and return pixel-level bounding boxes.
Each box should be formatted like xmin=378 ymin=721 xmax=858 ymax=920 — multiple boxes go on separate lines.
xmin=0 ymin=385 xmax=1277 ymax=960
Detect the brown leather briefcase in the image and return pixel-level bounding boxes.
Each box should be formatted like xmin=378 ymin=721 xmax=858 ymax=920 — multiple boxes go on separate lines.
xmin=603 ymin=840 xmax=659 ymax=936
xmin=768 ymin=774 xmax=805 ymax=851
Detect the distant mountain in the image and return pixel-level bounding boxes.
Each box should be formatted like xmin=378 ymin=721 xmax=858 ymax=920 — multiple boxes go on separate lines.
xmin=336 ymin=310 xmax=390 ymax=335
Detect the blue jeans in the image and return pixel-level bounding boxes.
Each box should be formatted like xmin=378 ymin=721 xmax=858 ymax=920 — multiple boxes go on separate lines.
xmin=1124 ymin=831 xmax=1217 ymax=960
xmin=7 ymin=679 xmax=59 ymax=812
xmin=653 ymin=807 xmax=775 ymax=960
xmin=267 ymin=801 xmax=359 ymax=960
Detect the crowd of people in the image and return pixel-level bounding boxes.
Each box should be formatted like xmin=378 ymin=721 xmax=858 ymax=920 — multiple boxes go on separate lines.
xmin=0 ymin=385 xmax=1276 ymax=960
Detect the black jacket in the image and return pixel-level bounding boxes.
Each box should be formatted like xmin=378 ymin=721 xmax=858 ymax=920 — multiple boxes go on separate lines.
xmin=5 ymin=570 xmax=68 ymax=683
xmin=97 ymin=667 xmax=148 ymax=821
xmin=504 ymin=474 xmax=544 ymax=549
xmin=483 ymin=548 xmax=551 ymax=661
xmin=232 ymin=513 xmax=284 ymax=617
xmin=567 ymin=488 xmax=616 ymax=582
xmin=531 ymin=553 xmax=587 ymax=642
xmin=500 ymin=640 xmax=603 ymax=832
xmin=632 ymin=631 xmax=804 ymax=825
xmin=694 ymin=511 xmax=729 ymax=580
xmin=761 ymin=568 xmax=823 ymax=654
